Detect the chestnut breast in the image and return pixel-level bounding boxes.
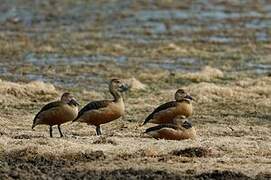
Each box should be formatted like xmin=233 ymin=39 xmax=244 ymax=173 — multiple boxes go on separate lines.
xmin=176 ymin=101 xmax=192 ymax=117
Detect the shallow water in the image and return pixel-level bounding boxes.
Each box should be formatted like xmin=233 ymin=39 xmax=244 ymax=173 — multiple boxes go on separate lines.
xmin=24 ymin=53 xmax=128 ymax=66
xmin=0 ymin=0 xmax=270 ymax=89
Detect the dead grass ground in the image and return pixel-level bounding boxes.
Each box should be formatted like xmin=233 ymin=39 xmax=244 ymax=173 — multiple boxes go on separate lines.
xmin=0 ymin=72 xmax=270 ymax=179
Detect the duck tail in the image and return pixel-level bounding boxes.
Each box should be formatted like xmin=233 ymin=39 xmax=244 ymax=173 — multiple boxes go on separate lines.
xmin=32 ymin=123 xmax=36 ymax=130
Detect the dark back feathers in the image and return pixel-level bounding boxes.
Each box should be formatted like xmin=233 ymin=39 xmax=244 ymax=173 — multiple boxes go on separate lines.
xmin=74 ymin=100 xmax=111 ymax=121
xmin=143 ymin=101 xmax=177 ymax=125
xmin=145 ymin=124 xmax=178 ymax=133
xmin=33 ymin=101 xmax=64 ymax=124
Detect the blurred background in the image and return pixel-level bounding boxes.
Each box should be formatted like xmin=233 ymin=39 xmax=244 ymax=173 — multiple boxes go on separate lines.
xmin=0 ymin=0 xmax=270 ymax=92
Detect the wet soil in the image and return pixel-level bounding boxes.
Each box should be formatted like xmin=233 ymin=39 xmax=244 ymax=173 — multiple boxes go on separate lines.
xmin=0 ymin=149 xmax=257 ymax=180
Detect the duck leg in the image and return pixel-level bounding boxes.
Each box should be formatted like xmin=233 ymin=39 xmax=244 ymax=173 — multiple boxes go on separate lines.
xmin=49 ymin=126 xmax=53 ymax=138
xmin=96 ymin=125 xmax=102 ymax=136
xmin=58 ymin=125 xmax=64 ymax=137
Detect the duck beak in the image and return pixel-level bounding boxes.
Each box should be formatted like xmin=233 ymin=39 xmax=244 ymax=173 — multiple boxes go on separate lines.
xmin=183 ymin=121 xmax=192 ymax=129
xmin=70 ymin=98 xmax=80 ymax=106
xmin=185 ymin=95 xmax=194 ymax=101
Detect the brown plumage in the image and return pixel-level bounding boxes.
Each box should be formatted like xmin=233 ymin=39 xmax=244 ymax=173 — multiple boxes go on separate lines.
xmin=145 ymin=120 xmax=196 ymax=140
xmin=32 ymin=92 xmax=79 ymax=137
xmin=73 ymin=79 xmax=128 ymax=135
xmin=143 ymin=89 xmax=193 ymax=125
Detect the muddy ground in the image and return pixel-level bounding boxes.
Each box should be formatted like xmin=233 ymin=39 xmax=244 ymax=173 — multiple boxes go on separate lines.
xmin=0 ymin=0 xmax=271 ymax=179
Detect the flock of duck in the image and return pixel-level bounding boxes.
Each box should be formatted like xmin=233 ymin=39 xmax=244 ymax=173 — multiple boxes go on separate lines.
xmin=32 ymin=79 xmax=196 ymax=140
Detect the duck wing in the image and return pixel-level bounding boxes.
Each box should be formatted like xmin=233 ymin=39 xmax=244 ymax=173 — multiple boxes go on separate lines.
xmin=33 ymin=101 xmax=64 ymax=126
xmin=145 ymin=124 xmax=178 ymax=133
xmin=73 ymin=100 xmax=111 ymax=121
xmin=143 ymin=101 xmax=177 ymax=125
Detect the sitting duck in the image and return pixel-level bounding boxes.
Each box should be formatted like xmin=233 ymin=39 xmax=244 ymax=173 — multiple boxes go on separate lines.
xmin=145 ymin=117 xmax=196 ymax=140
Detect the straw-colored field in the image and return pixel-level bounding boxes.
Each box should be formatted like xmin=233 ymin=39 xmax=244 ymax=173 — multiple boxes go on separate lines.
xmin=0 ymin=72 xmax=270 ymax=179
xmin=0 ymin=0 xmax=271 ymax=179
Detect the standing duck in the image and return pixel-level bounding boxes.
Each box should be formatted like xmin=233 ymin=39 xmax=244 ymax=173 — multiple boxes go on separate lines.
xmin=32 ymin=92 xmax=79 ymax=137
xmin=143 ymin=89 xmax=193 ymax=125
xmin=145 ymin=119 xmax=196 ymax=140
xmin=73 ymin=79 xmax=128 ymax=135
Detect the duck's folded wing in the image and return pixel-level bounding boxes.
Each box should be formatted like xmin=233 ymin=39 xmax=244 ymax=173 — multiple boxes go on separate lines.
xmin=33 ymin=101 xmax=63 ymax=123
xmin=143 ymin=101 xmax=177 ymax=124
xmin=145 ymin=124 xmax=178 ymax=133
xmin=73 ymin=100 xmax=111 ymax=121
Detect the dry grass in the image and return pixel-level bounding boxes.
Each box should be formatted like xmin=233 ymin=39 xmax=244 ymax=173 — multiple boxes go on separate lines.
xmin=0 ymin=73 xmax=270 ymax=179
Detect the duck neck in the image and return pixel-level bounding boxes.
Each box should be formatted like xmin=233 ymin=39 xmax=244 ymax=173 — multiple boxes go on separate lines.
xmin=177 ymin=99 xmax=191 ymax=104
xmin=173 ymin=118 xmax=182 ymax=127
xmin=110 ymin=86 xmax=122 ymax=102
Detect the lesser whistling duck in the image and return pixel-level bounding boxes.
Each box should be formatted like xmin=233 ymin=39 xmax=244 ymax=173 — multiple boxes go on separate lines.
xmin=145 ymin=119 xmax=196 ymax=140
xmin=32 ymin=92 xmax=79 ymax=137
xmin=143 ymin=89 xmax=193 ymax=125
xmin=73 ymin=79 xmax=128 ymax=135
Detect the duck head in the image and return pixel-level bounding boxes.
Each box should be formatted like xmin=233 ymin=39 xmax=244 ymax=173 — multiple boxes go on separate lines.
xmin=181 ymin=120 xmax=193 ymax=129
xmin=175 ymin=89 xmax=194 ymax=102
xmin=61 ymin=92 xmax=79 ymax=106
xmin=110 ymin=79 xmax=129 ymax=93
